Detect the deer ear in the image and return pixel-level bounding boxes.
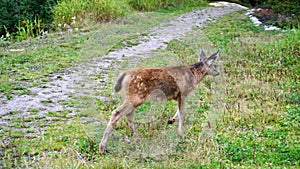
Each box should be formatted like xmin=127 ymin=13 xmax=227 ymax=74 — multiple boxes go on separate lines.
xmin=206 ymin=50 xmax=220 ymax=66
xmin=198 ymin=48 xmax=206 ymax=62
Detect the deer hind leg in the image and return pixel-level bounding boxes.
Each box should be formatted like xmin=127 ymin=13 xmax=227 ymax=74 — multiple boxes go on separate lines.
xmin=126 ymin=110 xmax=140 ymax=140
xmin=99 ymin=100 xmax=135 ymax=154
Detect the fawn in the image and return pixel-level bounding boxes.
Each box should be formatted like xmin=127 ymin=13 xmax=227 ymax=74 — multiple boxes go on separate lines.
xmin=99 ymin=49 xmax=220 ymax=154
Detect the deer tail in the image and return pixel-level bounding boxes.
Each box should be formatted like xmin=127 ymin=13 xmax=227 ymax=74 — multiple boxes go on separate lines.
xmin=114 ymin=73 xmax=126 ymax=92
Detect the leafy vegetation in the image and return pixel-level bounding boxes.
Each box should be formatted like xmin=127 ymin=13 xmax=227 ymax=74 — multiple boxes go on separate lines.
xmin=0 ymin=0 xmax=58 ymax=40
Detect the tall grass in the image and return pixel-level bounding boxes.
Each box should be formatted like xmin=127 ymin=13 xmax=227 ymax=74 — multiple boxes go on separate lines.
xmin=128 ymin=0 xmax=207 ymax=11
xmin=52 ymin=0 xmax=131 ymax=30
xmin=52 ymin=0 xmax=208 ymax=30
xmin=15 ymin=17 xmax=43 ymax=41
xmin=202 ymin=12 xmax=300 ymax=167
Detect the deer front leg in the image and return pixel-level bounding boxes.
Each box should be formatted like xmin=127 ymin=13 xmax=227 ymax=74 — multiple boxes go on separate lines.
xmin=99 ymin=101 xmax=134 ymax=154
xmin=177 ymin=97 xmax=185 ymax=138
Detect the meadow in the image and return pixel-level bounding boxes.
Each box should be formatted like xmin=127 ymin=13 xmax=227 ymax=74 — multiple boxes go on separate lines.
xmin=0 ymin=2 xmax=299 ymax=169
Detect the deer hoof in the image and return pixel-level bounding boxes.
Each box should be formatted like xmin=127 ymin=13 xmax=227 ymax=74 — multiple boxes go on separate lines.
xmin=98 ymin=145 xmax=106 ymax=154
xmin=167 ymin=119 xmax=175 ymax=124
xmin=178 ymin=131 xmax=185 ymax=139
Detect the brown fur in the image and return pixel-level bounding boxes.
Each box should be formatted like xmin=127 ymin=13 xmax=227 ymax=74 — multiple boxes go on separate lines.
xmin=99 ymin=49 xmax=220 ymax=154
xmin=127 ymin=68 xmax=180 ymax=107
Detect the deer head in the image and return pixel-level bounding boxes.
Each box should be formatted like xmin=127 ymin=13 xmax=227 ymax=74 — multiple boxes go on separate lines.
xmin=198 ymin=48 xmax=220 ymax=76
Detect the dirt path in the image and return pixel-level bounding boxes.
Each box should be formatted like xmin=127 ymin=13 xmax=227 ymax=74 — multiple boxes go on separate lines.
xmin=0 ymin=3 xmax=246 ymax=137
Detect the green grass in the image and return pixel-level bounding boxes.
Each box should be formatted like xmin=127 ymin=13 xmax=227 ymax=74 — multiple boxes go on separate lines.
xmin=201 ymin=11 xmax=300 ymax=167
xmin=1 ymin=9 xmax=299 ymax=169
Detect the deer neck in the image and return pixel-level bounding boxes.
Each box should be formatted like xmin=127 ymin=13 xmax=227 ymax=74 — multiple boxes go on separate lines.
xmin=189 ymin=63 xmax=207 ymax=83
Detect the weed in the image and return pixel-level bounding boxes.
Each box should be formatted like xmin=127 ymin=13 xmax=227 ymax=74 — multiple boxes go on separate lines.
xmin=40 ymin=99 xmax=54 ymax=104
xmin=8 ymin=110 xmax=22 ymax=115
xmin=109 ymin=33 xmax=149 ymax=53
xmin=15 ymin=17 xmax=43 ymax=41
xmin=10 ymin=130 xmax=24 ymax=138
xmin=58 ymin=99 xmax=75 ymax=107
xmin=28 ymin=108 xmax=40 ymax=114
xmin=46 ymin=110 xmax=72 ymax=118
